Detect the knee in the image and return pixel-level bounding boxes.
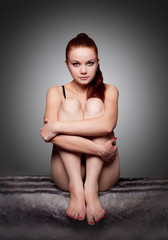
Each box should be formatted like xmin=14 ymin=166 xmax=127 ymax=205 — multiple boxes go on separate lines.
xmin=61 ymin=98 xmax=82 ymax=114
xmin=84 ymin=98 xmax=104 ymax=119
xmin=59 ymin=98 xmax=83 ymax=121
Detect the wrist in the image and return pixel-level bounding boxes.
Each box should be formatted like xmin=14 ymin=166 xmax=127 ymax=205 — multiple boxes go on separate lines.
xmin=95 ymin=142 xmax=104 ymax=157
xmin=54 ymin=121 xmax=61 ymax=134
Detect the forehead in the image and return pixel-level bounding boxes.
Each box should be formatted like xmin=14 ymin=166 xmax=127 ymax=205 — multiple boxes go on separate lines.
xmin=68 ymin=47 xmax=97 ymax=60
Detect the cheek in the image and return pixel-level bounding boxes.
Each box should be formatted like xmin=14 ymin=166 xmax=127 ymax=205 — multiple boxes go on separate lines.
xmin=90 ymin=66 xmax=97 ymax=75
xmin=69 ymin=67 xmax=78 ymax=76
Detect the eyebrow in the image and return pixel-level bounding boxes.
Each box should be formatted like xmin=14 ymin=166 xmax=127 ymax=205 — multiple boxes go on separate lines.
xmin=70 ymin=59 xmax=96 ymax=62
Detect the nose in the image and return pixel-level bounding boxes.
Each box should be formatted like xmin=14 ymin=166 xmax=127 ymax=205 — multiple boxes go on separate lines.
xmin=80 ymin=65 xmax=87 ymax=74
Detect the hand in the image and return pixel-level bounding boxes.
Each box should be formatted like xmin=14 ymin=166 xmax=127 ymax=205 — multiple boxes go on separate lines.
xmin=40 ymin=118 xmax=58 ymax=142
xmin=99 ymin=138 xmax=118 ymax=164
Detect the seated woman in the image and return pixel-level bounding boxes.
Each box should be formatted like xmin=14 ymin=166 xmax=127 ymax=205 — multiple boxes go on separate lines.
xmin=40 ymin=33 xmax=120 ymax=226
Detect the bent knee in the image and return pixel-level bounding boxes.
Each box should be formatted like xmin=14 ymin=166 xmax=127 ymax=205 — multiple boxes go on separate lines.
xmin=61 ymin=98 xmax=82 ymax=113
xmin=59 ymin=98 xmax=83 ymax=121
xmin=84 ymin=97 xmax=104 ymax=119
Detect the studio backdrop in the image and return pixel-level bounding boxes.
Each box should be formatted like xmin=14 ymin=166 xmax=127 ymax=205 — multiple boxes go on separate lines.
xmin=1 ymin=0 xmax=168 ymax=177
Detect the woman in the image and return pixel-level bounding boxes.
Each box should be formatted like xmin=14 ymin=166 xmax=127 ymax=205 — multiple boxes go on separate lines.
xmin=40 ymin=33 xmax=120 ymax=226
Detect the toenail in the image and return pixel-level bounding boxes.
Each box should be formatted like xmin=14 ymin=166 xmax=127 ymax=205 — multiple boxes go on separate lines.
xmin=79 ymin=217 xmax=83 ymax=219
xmin=95 ymin=219 xmax=99 ymax=222
xmin=74 ymin=217 xmax=77 ymax=219
xmin=90 ymin=221 xmax=94 ymax=224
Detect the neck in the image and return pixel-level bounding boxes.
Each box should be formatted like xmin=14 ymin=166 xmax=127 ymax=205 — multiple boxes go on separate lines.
xmin=71 ymin=80 xmax=89 ymax=95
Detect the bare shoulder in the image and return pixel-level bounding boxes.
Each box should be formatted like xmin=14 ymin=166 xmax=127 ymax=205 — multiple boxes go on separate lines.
xmin=46 ymin=85 xmax=63 ymax=102
xmin=44 ymin=86 xmax=63 ymax=121
xmin=104 ymin=83 xmax=119 ymax=99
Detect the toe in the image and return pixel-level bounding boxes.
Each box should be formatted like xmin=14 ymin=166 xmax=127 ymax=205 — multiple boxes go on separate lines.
xmin=66 ymin=210 xmax=70 ymax=216
xmin=94 ymin=213 xmax=99 ymax=222
xmin=78 ymin=211 xmax=85 ymax=221
xmin=71 ymin=211 xmax=76 ymax=218
xmin=88 ymin=220 xmax=95 ymax=225
xmin=73 ymin=212 xmax=78 ymax=220
xmin=87 ymin=214 xmax=95 ymax=225
xmin=100 ymin=211 xmax=104 ymax=217
xmin=68 ymin=210 xmax=73 ymax=218
xmin=98 ymin=210 xmax=104 ymax=218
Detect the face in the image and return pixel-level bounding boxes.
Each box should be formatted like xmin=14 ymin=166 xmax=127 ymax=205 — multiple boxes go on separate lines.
xmin=65 ymin=47 xmax=99 ymax=86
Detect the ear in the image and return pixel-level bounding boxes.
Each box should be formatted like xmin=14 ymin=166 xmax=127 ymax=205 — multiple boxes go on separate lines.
xmin=65 ymin=60 xmax=69 ymax=68
xmin=65 ymin=60 xmax=69 ymax=70
xmin=97 ymin=58 xmax=100 ymax=65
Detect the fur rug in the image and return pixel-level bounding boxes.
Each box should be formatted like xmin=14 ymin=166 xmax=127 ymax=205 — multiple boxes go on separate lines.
xmin=0 ymin=176 xmax=168 ymax=240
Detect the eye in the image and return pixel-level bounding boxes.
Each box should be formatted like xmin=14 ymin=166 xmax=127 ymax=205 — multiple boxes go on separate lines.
xmin=72 ymin=63 xmax=79 ymax=67
xmin=87 ymin=61 xmax=94 ymax=66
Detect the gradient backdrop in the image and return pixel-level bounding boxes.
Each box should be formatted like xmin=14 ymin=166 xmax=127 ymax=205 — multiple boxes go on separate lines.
xmin=1 ymin=0 xmax=168 ymax=177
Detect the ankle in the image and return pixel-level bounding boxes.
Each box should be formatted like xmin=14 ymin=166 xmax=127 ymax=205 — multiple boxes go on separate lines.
xmin=84 ymin=180 xmax=98 ymax=192
xmin=69 ymin=180 xmax=84 ymax=194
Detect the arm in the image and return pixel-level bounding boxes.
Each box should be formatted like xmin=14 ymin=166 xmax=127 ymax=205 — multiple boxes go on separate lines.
xmin=40 ymin=86 xmax=117 ymax=163
xmin=54 ymin=85 xmax=119 ymax=136
xmin=41 ymin=85 xmax=118 ymax=138
xmin=51 ymin=134 xmax=118 ymax=163
xmin=51 ymin=134 xmax=102 ymax=156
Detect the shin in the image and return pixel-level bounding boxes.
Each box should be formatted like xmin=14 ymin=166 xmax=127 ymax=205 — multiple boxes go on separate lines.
xmin=57 ymin=98 xmax=85 ymax=190
xmin=84 ymin=98 xmax=110 ymax=189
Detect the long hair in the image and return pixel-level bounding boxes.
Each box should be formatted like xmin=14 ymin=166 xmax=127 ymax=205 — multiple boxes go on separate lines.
xmin=66 ymin=33 xmax=105 ymax=102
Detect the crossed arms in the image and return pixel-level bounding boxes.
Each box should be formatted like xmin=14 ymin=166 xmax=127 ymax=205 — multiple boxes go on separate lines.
xmin=40 ymin=85 xmax=119 ymax=163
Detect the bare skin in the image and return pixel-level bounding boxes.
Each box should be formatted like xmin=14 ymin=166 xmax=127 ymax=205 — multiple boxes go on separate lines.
xmin=45 ymin=85 xmax=120 ymax=225
xmin=40 ymin=46 xmax=120 ymax=225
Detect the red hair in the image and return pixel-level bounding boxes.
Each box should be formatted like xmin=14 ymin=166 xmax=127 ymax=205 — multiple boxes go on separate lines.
xmin=66 ymin=33 xmax=105 ymax=102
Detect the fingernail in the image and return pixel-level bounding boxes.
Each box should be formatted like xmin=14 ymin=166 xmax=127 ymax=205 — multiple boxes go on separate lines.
xmin=114 ymin=137 xmax=117 ymax=140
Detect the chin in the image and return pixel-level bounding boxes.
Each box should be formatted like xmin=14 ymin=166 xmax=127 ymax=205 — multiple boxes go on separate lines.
xmin=78 ymin=78 xmax=94 ymax=86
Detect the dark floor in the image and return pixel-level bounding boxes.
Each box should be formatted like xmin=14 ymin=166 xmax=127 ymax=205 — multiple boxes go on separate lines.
xmin=0 ymin=176 xmax=168 ymax=240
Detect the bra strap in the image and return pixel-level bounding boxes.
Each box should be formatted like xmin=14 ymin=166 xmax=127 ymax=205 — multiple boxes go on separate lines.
xmin=62 ymin=85 xmax=66 ymax=99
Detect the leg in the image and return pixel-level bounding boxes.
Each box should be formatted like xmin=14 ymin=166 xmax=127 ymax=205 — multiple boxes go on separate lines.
xmin=51 ymin=145 xmax=86 ymax=192
xmin=51 ymin=98 xmax=86 ymax=220
xmin=83 ymin=98 xmax=120 ymax=225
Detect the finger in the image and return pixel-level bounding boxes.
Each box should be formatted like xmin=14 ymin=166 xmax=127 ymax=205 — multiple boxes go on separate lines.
xmin=43 ymin=118 xmax=48 ymax=123
xmin=110 ymin=138 xmax=116 ymax=144
xmin=114 ymin=145 xmax=118 ymax=151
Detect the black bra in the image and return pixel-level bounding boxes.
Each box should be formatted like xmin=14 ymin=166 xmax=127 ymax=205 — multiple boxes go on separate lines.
xmin=62 ymin=85 xmax=66 ymax=99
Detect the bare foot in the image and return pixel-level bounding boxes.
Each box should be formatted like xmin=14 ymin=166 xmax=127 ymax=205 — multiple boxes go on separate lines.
xmin=66 ymin=185 xmax=86 ymax=221
xmin=84 ymin=182 xmax=105 ymax=225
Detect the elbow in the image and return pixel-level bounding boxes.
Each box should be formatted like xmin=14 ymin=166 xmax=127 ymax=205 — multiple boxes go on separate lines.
xmin=106 ymin=125 xmax=113 ymax=134
xmin=106 ymin=122 xmax=116 ymax=134
xmin=50 ymin=136 xmax=58 ymax=144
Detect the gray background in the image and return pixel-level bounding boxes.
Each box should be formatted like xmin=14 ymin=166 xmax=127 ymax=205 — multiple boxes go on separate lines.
xmin=1 ymin=0 xmax=168 ymax=177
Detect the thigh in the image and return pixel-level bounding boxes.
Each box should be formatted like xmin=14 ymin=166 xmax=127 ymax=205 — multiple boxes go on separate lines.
xmin=51 ymin=145 xmax=70 ymax=191
xmin=51 ymin=145 xmax=86 ymax=191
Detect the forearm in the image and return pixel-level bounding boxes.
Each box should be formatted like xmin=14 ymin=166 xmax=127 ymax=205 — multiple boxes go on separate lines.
xmin=51 ymin=134 xmax=103 ymax=156
xmin=54 ymin=116 xmax=114 ymax=137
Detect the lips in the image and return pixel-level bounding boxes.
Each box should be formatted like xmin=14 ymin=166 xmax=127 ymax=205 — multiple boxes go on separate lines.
xmin=79 ymin=77 xmax=89 ymax=80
